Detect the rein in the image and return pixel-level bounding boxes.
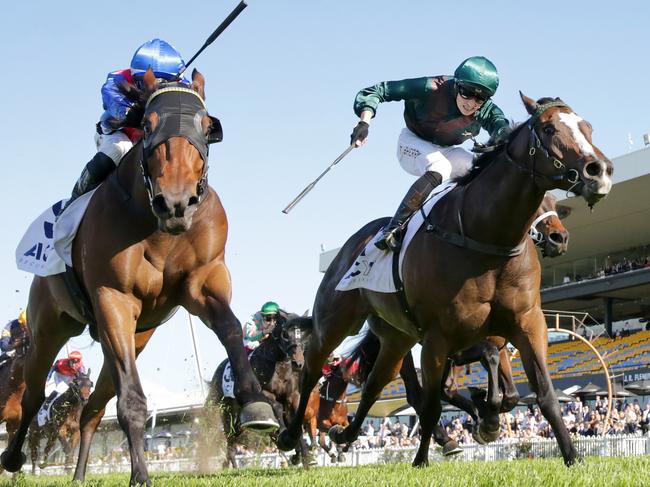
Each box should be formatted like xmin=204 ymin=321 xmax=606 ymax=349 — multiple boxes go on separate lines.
xmin=423 ymin=100 xmax=577 ymax=258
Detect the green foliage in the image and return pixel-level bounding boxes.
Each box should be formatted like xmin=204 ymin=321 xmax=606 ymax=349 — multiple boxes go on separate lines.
xmin=2 ymin=456 xmax=649 ymax=486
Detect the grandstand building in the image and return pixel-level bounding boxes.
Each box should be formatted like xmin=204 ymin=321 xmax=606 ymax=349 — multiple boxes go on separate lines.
xmin=320 ymin=146 xmax=650 ymax=416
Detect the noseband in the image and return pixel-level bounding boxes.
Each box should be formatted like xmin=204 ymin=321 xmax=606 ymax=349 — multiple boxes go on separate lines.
xmin=140 ymin=86 xmax=222 ymax=210
xmin=528 ymin=210 xmax=559 ymax=248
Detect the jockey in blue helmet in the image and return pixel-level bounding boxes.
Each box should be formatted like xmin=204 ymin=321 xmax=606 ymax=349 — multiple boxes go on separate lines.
xmin=64 ymin=39 xmax=189 ymax=210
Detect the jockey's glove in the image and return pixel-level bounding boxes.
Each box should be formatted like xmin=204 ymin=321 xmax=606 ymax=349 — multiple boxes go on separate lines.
xmin=350 ymin=121 xmax=369 ymax=146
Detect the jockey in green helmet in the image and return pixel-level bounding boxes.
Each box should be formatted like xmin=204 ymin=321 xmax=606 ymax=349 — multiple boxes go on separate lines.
xmin=242 ymin=301 xmax=285 ymax=352
xmin=350 ymin=56 xmax=511 ymax=252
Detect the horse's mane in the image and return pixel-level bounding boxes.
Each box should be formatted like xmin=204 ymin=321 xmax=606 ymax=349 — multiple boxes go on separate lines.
xmin=452 ymin=97 xmax=563 ymax=187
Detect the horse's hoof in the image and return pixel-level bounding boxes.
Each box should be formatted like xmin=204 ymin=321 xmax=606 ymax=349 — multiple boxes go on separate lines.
xmin=471 ymin=424 xmax=487 ymax=445
xmin=277 ymin=429 xmax=299 ymax=452
xmin=478 ymin=420 xmax=500 ymax=443
xmin=239 ymin=401 xmax=279 ymax=433
xmin=0 ymin=451 xmax=26 ymax=473
xmin=328 ymin=425 xmax=347 ymax=444
xmin=329 ymin=453 xmax=337 ymax=464
xmin=442 ymin=440 xmax=463 ymax=456
xmin=337 ymin=452 xmax=346 ymax=463
xmin=412 ymin=457 xmax=429 ymax=468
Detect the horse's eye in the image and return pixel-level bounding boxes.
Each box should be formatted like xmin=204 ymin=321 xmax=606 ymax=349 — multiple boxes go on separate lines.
xmin=142 ymin=120 xmax=152 ymax=135
xmin=543 ymin=124 xmax=556 ymax=136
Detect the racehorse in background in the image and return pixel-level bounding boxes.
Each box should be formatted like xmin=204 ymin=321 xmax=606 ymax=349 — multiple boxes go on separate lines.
xmin=0 ymin=335 xmax=29 ymax=473
xmin=304 ymin=358 xmax=355 ymax=463
xmin=1 ymin=69 xmax=277 ymax=486
xmin=278 ymin=94 xmax=613 ymax=468
xmin=28 ymin=371 xmax=93 ymax=473
xmin=207 ymin=316 xmax=313 ymax=468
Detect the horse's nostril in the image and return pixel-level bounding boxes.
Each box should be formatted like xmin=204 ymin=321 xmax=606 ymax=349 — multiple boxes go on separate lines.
xmin=151 ymin=195 xmax=170 ymax=215
xmin=549 ymin=232 xmax=566 ymax=245
xmin=584 ymin=161 xmax=602 ymax=177
xmin=188 ymin=195 xmax=199 ymax=207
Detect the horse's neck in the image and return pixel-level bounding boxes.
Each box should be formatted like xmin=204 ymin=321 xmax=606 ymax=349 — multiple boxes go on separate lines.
xmin=461 ymin=130 xmax=545 ymax=248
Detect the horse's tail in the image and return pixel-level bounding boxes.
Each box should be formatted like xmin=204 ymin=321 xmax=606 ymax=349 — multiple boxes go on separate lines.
xmin=344 ymin=328 xmax=381 ymax=384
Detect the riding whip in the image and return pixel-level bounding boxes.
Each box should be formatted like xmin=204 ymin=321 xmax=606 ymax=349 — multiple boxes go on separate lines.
xmin=282 ymin=145 xmax=355 ymax=214
xmin=176 ymin=1 xmax=248 ymax=78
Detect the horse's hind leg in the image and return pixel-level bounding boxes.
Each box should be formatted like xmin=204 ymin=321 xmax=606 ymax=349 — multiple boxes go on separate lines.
xmin=1 ymin=279 xmax=83 ymax=473
xmin=40 ymin=428 xmax=58 ymax=469
xmin=73 ymin=328 xmax=155 ymax=482
xmin=277 ymin=291 xmax=367 ymax=451
xmin=511 ymin=309 xmax=577 ymax=466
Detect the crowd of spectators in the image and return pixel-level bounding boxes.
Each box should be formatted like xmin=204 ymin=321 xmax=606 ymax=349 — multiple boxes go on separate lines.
xmin=557 ymin=255 xmax=650 ymax=287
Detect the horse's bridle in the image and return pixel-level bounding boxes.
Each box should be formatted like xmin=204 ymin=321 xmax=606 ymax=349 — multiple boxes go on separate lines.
xmin=504 ymin=100 xmax=582 ymax=193
xmin=528 ymin=210 xmax=559 ymax=248
xmin=139 ymin=85 xmax=222 ymax=211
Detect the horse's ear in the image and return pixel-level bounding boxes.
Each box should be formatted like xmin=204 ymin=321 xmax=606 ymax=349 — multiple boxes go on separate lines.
xmin=520 ymin=91 xmax=538 ymax=115
xmin=87 ymin=367 xmax=91 ymax=377
xmin=302 ymin=309 xmax=309 ymax=317
xmin=192 ymin=69 xmax=206 ymax=100
xmin=143 ymin=67 xmax=157 ymax=92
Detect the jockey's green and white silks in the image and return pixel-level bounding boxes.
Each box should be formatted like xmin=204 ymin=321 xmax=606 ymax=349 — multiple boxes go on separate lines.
xmin=354 ymin=76 xmax=509 ymax=147
xmin=143 ymin=86 xmax=211 ymax=161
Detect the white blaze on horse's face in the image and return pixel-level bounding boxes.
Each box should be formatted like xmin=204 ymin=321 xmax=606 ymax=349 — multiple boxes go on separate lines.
xmin=557 ymin=113 xmax=596 ymax=157
xmin=558 ymin=112 xmax=613 ymax=196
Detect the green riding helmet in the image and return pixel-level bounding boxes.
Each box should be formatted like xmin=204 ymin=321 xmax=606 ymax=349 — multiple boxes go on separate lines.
xmin=260 ymin=301 xmax=280 ymax=315
xmin=454 ymin=56 xmax=499 ymax=98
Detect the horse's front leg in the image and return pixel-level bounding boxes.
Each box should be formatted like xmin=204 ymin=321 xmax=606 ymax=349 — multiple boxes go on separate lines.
xmin=277 ymin=290 xmax=367 ymax=452
xmin=74 ymin=328 xmax=155 ymax=482
xmin=474 ymin=341 xmax=502 ymax=443
xmin=412 ymin=333 xmax=448 ymax=468
xmin=511 ymin=308 xmax=578 ymax=466
xmin=184 ymin=264 xmax=276 ymax=431
xmin=331 ymin=326 xmax=415 ymax=446
xmin=40 ymin=427 xmax=58 ymax=469
xmin=498 ymin=347 xmax=520 ymax=412
xmin=94 ymin=295 xmax=150 ymax=486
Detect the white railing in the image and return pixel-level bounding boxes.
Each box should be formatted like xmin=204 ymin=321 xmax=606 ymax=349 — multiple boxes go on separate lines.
xmin=29 ymin=434 xmax=650 ymax=475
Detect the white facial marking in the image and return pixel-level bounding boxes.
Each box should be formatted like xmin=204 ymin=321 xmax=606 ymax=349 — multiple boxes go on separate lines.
xmin=558 ymin=112 xmax=596 ymax=157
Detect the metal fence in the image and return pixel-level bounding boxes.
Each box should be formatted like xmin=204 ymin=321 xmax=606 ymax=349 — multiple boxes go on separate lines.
xmin=29 ymin=434 xmax=650 ymax=475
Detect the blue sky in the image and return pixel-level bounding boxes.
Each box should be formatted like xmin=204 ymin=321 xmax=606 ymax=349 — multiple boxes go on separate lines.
xmin=0 ymin=1 xmax=647 ymax=408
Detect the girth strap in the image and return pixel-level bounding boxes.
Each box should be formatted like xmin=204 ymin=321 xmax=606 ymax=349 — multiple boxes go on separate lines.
xmin=391 ymin=249 xmax=424 ymax=338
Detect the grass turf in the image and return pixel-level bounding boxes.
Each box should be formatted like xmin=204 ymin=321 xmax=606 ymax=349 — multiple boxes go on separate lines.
xmin=3 ymin=456 xmax=649 ymax=486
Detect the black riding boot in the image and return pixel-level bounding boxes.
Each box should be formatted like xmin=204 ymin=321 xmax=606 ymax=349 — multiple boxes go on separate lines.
xmin=63 ymin=152 xmax=115 ymax=211
xmin=375 ymin=170 xmax=443 ymax=252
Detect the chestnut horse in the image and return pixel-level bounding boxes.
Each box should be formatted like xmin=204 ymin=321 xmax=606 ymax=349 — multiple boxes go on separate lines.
xmin=304 ymin=360 xmax=352 ymax=463
xmin=278 ymin=94 xmax=613 ymax=468
xmin=28 ymin=371 xmax=93 ymax=473
xmin=1 ymin=69 xmax=276 ymax=486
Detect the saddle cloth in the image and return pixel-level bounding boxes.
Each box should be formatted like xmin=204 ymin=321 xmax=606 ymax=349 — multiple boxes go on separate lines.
xmin=335 ymin=181 xmax=457 ymax=293
xmin=222 ymin=360 xmax=235 ymax=399
xmin=15 ymin=189 xmax=97 ymax=277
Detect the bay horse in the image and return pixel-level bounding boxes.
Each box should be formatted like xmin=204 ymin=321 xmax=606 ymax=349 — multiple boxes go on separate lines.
xmin=207 ymin=316 xmax=313 ymax=468
xmin=304 ymin=359 xmax=353 ymax=463
xmin=278 ymin=94 xmax=613 ymax=468
xmin=1 ymin=69 xmax=277 ymax=486
xmin=348 ymin=193 xmax=571 ymax=452
xmin=0 ymin=337 xmax=29 ymax=473
xmin=28 ymin=371 xmax=93 ymax=473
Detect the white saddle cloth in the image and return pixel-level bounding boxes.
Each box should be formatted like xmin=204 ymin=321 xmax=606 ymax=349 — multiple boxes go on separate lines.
xmin=15 ymin=189 xmax=97 ymax=277
xmin=336 ymin=181 xmax=456 ymax=293
xmin=222 ymin=360 xmax=235 ymax=399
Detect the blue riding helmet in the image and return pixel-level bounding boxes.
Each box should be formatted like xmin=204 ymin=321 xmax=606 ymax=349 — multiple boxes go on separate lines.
xmin=130 ymin=39 xmax=185 ymax=80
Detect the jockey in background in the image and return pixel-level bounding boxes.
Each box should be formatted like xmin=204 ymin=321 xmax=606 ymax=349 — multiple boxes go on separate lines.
xmin=0 ymin=310 xmax=29 ymax=365
xmin=63 ymin=39 xmax=189 ymax=210
xmin=350 ymin=56 xmax=512 ymax=252
xmin=37 ymin=351 xmax=87 ymax=424
xmin=242 ymin=301 xmax=287 ymax=353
